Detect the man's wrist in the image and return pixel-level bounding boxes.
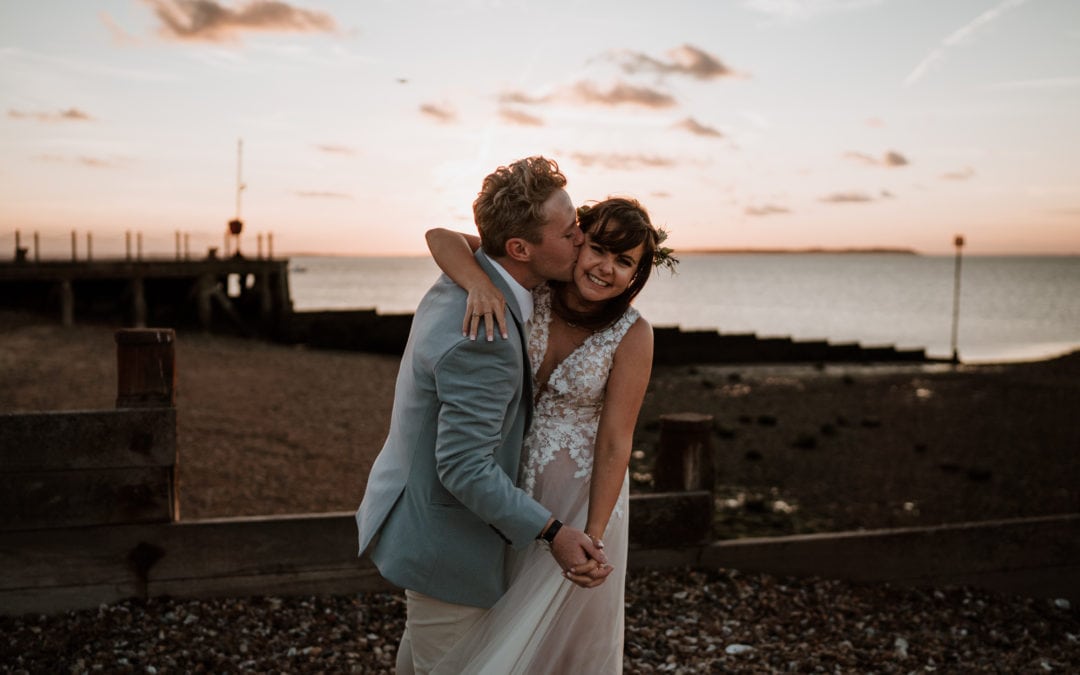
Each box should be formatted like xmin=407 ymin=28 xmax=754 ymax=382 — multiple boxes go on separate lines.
xmin=538 ymin=518 xmax=562 ymax=544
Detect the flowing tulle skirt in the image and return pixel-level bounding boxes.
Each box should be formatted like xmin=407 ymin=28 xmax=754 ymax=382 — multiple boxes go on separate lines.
xmin=432 ymin=455 xmax=628 ymax=674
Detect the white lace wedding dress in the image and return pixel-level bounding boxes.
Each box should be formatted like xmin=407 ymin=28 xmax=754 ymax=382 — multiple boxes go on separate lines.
xmin=432 ymin=284 xmax=639 ymax=674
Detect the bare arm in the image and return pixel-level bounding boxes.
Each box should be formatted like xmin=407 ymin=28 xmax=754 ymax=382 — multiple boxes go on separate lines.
xmin=585 ymin=318 xmax=654 ymax=543
xmin=425 ymin=228 xmax=508 ymax=341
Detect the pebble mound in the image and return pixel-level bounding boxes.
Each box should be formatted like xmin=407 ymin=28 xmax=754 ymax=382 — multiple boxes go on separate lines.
xmin=3 ymin=568 xmax=1077 ymax=673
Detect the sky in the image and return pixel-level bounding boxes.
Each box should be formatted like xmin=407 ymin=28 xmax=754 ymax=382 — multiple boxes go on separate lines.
xmin=1 ymin=0 xmax=1079 ymax=258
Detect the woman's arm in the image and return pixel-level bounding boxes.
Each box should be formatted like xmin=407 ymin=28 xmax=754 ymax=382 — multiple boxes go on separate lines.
xmin=425 ymin=228 xmax=508 ymax=341
xmin=585 ymin=318 xmax=654 ymax=543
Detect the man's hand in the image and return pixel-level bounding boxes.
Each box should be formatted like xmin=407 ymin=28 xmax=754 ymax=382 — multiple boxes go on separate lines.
xmin=549 ymin=523 xmax=613 ymax=589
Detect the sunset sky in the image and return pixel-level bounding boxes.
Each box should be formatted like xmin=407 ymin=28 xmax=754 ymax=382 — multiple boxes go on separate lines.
xmin=2 ymin=0 xmax=1078 ymax=257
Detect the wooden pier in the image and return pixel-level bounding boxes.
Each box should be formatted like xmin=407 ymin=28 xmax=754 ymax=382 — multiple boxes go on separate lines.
xmin=0 ymin=257 xmax=292 ymax=336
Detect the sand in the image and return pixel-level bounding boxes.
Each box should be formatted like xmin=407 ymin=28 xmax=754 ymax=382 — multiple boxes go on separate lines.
xmin=3 ymin=310 xmax=1078 ymax=672
xmin=1 ymin=309 xmax=1078 ymax=533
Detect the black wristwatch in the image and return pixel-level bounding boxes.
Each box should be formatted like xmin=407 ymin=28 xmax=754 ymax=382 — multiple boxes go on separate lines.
xmin=539 ymin=519 xmax=562 ymax=544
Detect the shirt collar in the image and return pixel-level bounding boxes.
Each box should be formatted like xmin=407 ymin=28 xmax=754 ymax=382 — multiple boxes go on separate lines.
xmin=479 ymin=250 xmax=533 ymax=324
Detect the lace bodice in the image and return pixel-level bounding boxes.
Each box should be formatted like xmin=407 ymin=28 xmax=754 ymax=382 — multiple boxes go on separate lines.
xmin=519 ymin=285 xmax=640 ymax=497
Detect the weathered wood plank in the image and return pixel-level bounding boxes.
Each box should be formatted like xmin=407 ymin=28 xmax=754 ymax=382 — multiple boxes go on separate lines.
xmin=0 ymin=466 xmax=175 ymax=531
xmin=628 ymin=491 xmax=713 ymax=549
xmin=694 ymin=514 xmax=1080 ymax=601
xmin=4 ymin=512 xmax=1078 ymax=618
xmin=0 ymin=408 xmax=176 ymax=470
xmin=0 ymin=512 xmax=361 ymax=590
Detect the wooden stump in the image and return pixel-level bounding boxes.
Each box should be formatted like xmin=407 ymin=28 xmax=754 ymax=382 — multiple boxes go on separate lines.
xmin=116 ymin=328 xmax=176 ymax=409
xmin=653 ymin=412 xmax=716 ymax=493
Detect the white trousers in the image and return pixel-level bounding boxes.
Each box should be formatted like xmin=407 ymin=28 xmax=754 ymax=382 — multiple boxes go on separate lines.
xmin=396 ymin=589 xmax=486 ymax=675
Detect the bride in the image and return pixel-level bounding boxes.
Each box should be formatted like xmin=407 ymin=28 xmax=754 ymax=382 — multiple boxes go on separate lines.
xmin=423 ymin=197 xmax=675 ymax=674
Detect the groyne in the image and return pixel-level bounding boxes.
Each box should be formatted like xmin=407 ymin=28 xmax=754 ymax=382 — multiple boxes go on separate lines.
xmin=0 ymin=255 xmax=942 ymax=364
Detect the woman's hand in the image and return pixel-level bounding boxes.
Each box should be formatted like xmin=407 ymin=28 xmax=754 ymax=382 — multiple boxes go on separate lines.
xmin=464 ymin=283 xmax=508 ymax=341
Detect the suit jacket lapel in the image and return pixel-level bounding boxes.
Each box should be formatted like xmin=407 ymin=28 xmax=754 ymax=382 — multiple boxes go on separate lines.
xmin=475 ymin=252 xmax=534 ymax=431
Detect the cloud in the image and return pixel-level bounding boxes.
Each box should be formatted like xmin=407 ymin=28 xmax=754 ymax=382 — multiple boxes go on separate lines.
xmin=498 ymin=108 xmax=544 ymax=127
xmin=843 ymin=150 xmax=908 ymax=167
xmin=295 ymin=190 xmax=351 ymax=199
xmin=499 ymin=90 xmax=550 ymax=106
xmin=821 ymin=191 xmax=875 ymax=203
xmin=500 ymin=80 xmax=676 ymax=109
xmin=569 ymin=81 xmax=676 ymax=108
xmin=743 ymin=0 xmax=886 ymax=19
xmin=941 ymin=166 xmax=975 ymax=181
xmin=141 ymin=0 xmax=338 ymax=43
xmin=314 ymin=144 xmax=355 ymax=155
xmin=674 ymin=117 xmax=724 ymax=138
xmin=419 ymin=103 xmax=457 ymax=123
xmin=905 ymin=0 xmax=1033 ymax=86
xmin=570 ymin=152 xmax=676 ymax=170
xmin=616 ymin=45 xmax=735 ymax=81
xmin=745 ymin=204 xmax=791 ymax=216
xmin=8 ymin=107 xmax=94 ymax=122
xmin=35 ymin=154 xmax=121 ymax=168
xmin=77 ymin=157 xmax=119 ymax=169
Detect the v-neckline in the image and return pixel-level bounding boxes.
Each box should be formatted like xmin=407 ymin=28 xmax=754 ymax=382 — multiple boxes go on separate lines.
xmin=533 ymin=304 xmax=600 ymax=399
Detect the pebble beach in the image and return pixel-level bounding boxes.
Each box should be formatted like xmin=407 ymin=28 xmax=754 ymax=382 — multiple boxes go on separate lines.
xmin=1 ymin=311 xmax=1078 ymax=672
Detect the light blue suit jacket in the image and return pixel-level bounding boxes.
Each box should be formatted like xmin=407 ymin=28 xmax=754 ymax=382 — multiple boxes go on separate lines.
xmin=355 ymin=251 xmax=551 ymax=608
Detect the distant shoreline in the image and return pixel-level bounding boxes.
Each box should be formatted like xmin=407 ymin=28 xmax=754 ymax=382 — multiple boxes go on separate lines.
xmin=677 ymin=247 xmax=919 ymax=255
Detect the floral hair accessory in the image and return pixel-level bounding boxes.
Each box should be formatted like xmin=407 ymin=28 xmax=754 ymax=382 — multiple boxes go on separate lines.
xmin=653 ymin=226 xmax=679 ymax=273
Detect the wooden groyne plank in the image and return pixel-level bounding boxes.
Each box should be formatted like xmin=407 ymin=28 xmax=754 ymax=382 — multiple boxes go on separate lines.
xmin=0 ymin=409 xmax=176 ymax=470
xmin=3 ymin=513 xmax=1077 ymax=616
xmin=632 ymin=513 xmax=1080 ymax=602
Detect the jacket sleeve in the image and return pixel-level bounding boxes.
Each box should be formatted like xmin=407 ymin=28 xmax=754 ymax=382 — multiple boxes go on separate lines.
xmin=431 ymin=334 xmax=550 ymax=549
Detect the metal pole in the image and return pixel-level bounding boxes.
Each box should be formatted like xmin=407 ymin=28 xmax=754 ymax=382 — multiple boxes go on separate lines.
xmin=175 ymin=230 xmax=182 ymax=261
xmin=34 ymin=232 xmax=40 ymax=263
xmin=950 ymin=234 xmax=964 ymax=364
xmin=184 ymin=233 xmax=190 ymax=261
xmin=126 ymin=231 xmax=132 ymax=261
xmin=268 ymin=233 xmax=274 ymax=260
xmin=257 ymin=233 xmax=263 ymax=260
xmin=86 ymin=232 xmax=93 ymax=261
xmin=71 ymin=230 xmax=77 ymax=262
xmin=137 ymin=232 xmax=143 ymax=261
xmin=14 ymin=229 xmax=19 ymax=257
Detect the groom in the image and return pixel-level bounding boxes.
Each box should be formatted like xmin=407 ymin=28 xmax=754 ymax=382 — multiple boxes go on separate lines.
xmin=355 ymin=156 xmax=609 ymax=674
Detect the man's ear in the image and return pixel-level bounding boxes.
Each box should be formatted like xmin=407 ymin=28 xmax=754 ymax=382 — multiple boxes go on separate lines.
xmin=504 ymin=237 xmax=531 ymax=263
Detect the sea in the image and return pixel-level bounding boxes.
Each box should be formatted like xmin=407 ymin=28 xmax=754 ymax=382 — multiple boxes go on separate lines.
xmin=286 ymin=253 xmax=1080 ymax=364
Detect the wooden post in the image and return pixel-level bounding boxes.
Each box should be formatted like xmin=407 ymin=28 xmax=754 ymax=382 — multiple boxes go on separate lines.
xmin=268 ymin=233 xmax=274 ymax=260
xmin=257 ymin=233 xmax=263 ymax=260
xmin=950 ymin=234 xmax=964 ymax=365
xmin=33 ymin=232 xmax=39 ymax=263
xmin=115 ymin=328 xmax=176 ymax=408
xmin=86 ymin=232 xmax=93 ymax=262
xmin=653 ymin=412 xmax=716 ymax=493
xmin=197 ymin=274 xmax=214 ymax=331
xmin=70 ymin=230 xmax=77 ymax=262
xmin=257 ymin=270 xmax=272 ymax=323
xmin=183 ymin=233 xmax=190 ymax=261
xmin=59 ymin=279 xmax=74 ymax=326
xmin=131 ymin=277 xmax=147 ymax=328
xmin=137 ymin=232 xmax=143 ymax=261
xmin=175 ymin=231 xmax=181 ymax=261
xmin=126 ymin=231 xmax=132 ymax=261
xmin=13 ymin=230 xmax=27 ymax=263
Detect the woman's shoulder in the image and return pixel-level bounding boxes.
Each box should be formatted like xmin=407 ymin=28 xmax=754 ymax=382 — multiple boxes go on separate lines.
xmin=613 ymin=313 xmax=653 ymax=356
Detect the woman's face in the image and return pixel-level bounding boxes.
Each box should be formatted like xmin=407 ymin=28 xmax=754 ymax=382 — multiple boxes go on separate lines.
xmin=571 ymin=231 xmax=646 ymax=304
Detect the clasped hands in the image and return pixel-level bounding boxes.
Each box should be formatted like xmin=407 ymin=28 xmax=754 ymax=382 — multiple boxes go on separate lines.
xmin=549 ymin=524 xmax=613 ymax=589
